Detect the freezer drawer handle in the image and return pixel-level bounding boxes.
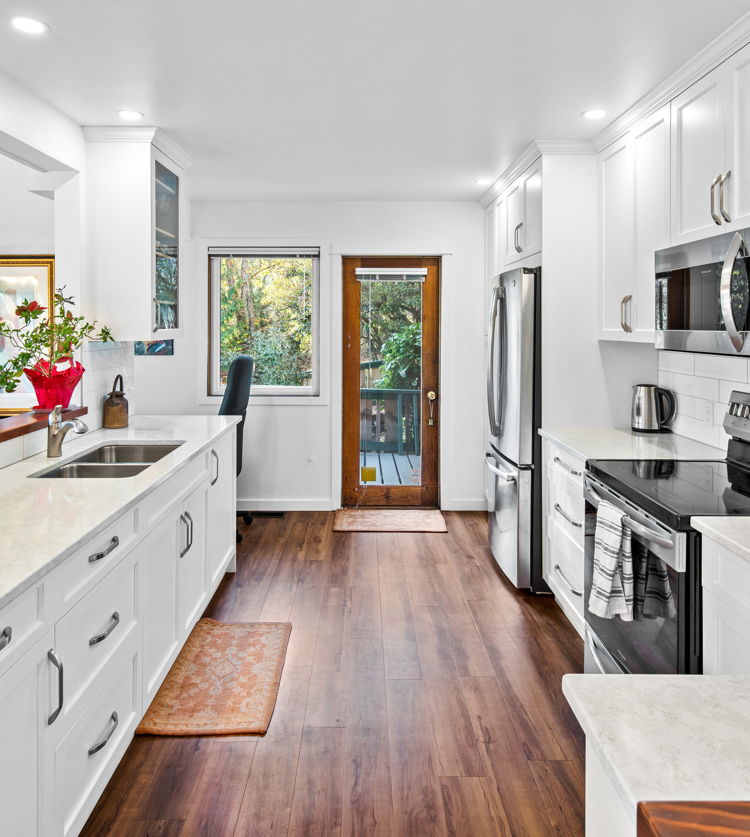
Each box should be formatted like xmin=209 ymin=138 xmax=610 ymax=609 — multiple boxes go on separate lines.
xmin=554 ymin=503 xmax=582 ymax=528
xmin=484 ymin=455 xmax=516 ymax=482
xmin=553 ymin=564 xmax=582 ymax=597
xmin=553 ymin=456 xmax=582 ymax=477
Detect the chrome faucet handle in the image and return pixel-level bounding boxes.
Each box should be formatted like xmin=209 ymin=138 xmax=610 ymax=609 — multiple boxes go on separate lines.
xmin=49 ymin=405 xmax=63 ymax=427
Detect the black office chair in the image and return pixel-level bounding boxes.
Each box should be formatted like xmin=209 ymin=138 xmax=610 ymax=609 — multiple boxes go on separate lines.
xmin=219 ymin=355 xmax=254 ymax=542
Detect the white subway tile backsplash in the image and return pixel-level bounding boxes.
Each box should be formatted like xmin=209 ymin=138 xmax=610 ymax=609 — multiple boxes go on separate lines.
xmin=22 ymin=429 xmax=46 ymax=458
xmin=675 ymin=393 xmax=697 ymax=418
xmin=0 ymin=437 xmax=23 ymax=469
xmin=659 ymin=351 xmax=695 ymax=374
xmin=658 ymin=370 xmax=674 ymax=389
xmin=672 ymin=373 xmax=720 ymax=401
xmin=720 ymin=379 xmax=750 ymax=404
xmin=714 ymin=401 xmax=728 ymax=426
xmin=693 ymin=355 xmax=749 ymax=383
xmin=671 ymin=414 xmax=723 ymax=448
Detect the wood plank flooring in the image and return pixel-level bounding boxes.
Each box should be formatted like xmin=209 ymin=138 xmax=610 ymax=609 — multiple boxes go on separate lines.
xmin=81 ymin=511 xmax=585 ymax=837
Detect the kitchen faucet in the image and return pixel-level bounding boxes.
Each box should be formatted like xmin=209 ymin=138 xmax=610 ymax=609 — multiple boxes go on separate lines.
xmin=47 ymin=404 xmax=88 ymax=457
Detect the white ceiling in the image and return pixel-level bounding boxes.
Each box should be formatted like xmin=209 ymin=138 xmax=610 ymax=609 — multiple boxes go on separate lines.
xmin=1 ymin=0 xmax=748 ymax=200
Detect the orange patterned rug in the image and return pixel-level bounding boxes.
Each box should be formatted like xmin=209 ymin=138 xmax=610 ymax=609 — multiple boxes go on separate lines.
xmin=136 ymin=619 xmax=292 ymax=736
xmin=333 ymin=508 xmax=447 ymax=533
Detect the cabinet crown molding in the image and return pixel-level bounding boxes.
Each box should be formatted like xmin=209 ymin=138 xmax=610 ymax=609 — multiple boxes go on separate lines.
xmin=82 ymin=126 xmax=192 ymax=169
xmin=479 ymin=139 xmax=594 ymax=209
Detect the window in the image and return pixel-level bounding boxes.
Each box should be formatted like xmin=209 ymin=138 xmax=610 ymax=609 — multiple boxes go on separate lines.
xmin=208 ymin=247 xmax=320 ymax=396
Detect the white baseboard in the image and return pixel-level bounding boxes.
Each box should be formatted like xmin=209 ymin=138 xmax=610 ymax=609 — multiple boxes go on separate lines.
xmin=440 ymin=498 xmax=487 ymax=511
xmin=237 ymin=498 xmax=333 ymax=512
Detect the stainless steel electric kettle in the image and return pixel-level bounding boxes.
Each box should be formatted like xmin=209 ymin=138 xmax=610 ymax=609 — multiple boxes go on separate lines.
xmin=631 ymin=384 xmax=676 ymax=432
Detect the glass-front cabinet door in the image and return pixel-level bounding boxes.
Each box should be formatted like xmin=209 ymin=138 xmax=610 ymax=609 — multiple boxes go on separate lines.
xmin=153 ymin=158 xmax=179 ymax=332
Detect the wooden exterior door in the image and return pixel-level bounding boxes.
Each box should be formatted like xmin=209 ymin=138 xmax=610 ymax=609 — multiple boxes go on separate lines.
xmin=342 ymin=256 xmax=440 ymax=507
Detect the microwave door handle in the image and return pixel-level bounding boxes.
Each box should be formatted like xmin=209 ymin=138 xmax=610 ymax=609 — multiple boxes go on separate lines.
xmin=710 ymin=174 xmax=723 ymax=225
xmin=720 ymin=232 xmax=747 ymax=353
xmin=486 ymin=286 xmax=501 ymax=436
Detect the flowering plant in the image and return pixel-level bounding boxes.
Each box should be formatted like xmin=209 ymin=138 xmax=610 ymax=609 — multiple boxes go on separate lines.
xmin=0 ymin=289 xmax=113 ymax=393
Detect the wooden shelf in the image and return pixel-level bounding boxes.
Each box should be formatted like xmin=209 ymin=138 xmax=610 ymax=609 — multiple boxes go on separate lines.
xmin=0 ymin=406 xmax=88 ymax=444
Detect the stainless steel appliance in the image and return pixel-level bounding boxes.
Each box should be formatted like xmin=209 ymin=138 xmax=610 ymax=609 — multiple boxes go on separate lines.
xmin=485 ymin=267 xmax=546 ymax=591
xmin=631 ymin=384 xmax=675 ymax=432
xmin=655 ymin=227 xmax=750 ymax=355
xmin=583 ymin=390 xmax=750 ymax=674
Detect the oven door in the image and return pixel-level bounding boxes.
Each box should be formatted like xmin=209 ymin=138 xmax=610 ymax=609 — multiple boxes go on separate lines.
xmin=583 ymin=476 xmax=693 ymax=675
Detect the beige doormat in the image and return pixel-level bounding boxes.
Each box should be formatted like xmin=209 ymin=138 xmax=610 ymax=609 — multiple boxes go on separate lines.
xmin=333 ymin=508 xmax=447 ymax=533
xmin=136 ymin=618 xmax=291 ymax=736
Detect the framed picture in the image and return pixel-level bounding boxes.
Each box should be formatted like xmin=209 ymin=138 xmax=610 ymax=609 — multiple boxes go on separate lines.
xmin=134 ymin=339 xmax=174 ymax=356
xmin=0 ymin=256 xmax=54 ymax=415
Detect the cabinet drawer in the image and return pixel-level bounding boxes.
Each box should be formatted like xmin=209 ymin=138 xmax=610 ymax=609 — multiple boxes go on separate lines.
xmin=54 ymin=510 xmax=137 ymax=614
xmin=48 ymin=644 xmax=139 ymax=837
xmin=54 ymin=555 xmax=138 ymax=724
xmin=545 ymin=444 xmax=585 ymax=487
xmin=547 ymin=473 xmax=585 ymax=544
xmin=702 ymin=537 xmax=750 ymax=614
xmin=138 ymin=453 xmax=209 ymax=528
xmin=0 ymin=583 xmax=46 ymax=679
xmin=546 ymin=518 xmax=584 ymax=598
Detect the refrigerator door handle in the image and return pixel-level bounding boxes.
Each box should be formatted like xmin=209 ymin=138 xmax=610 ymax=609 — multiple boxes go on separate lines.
xmin=484 ymin=454 xmax=516 ymax=482
xmin=486 ymin=286 xmax=501 ymax=436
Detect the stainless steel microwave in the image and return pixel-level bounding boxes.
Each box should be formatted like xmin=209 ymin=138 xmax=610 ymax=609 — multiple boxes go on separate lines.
xmin=655 ymin=228 xmax=750 ymax=356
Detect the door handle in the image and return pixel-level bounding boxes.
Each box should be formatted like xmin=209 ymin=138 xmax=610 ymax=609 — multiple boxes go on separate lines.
xmin=513 ymin=222 xmax=523 ymax=253
xmin=620 ymin=295 xmax=632 ymax=333
xmin=0 ymin=626 xmax=11 ymax=652
xmin=484 ymin=454 xmax=516 ymax=482
xmin=88 ymin=711 xmax=119 ymax=757
xmin=719 ymin=171 xmax=732 ymax=223
xmin=88 ymin=536 xmax=120 ymax=564
xmin=185 ymin=511 xmax=194 ymax=551
xmin=710 ymin=173 xmax=723 ymax=225
xmin=48 ymin=649 xmax=64 ymax=725
xmin=210 ymin=449 xmax=219 ymax=486
xmin=486 ymin=286 xmax=501 ymax=437
xmin=89 ymin=612 xmax=120 ymax=647
xmin=179 ymin=513 xmax=190 ymax=557
xmin=720 ymin=231 xmax=747 ymax=352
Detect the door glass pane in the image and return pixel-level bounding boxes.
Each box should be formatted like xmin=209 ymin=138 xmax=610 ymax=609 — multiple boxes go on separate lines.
xmin=359 ymin=278 xmax=422 ymax=487
xmin=154 ymin=160 xmax=179 ymax=330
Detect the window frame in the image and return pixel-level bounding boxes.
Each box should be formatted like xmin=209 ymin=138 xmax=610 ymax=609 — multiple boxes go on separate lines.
xmin=208 ymin=247 xmax=321 ymax=399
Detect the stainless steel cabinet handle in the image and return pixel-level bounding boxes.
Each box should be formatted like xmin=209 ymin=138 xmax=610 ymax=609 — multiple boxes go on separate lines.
xmin=0 ymin=626 xmax=11 ymax=652
xmin=185 ymin=511 xmax=194 ymax=550
xmin=620 ymin=294 xmax=632 ymax=333
xmin=210 ymin=449 xmax=219 ymax=486
xmin=89 ymin=612 xmax=120 ymax=647
xmin=720 ymin=231 xmax=747 ymax=352
xmin=48 ymin=649 xmax=64 ymax=725
xmin=513 ymin=222 xmax=523 ymax=253
xmin=554 ymin=503 xmax=582 ymax=528
xmin=553 ymin=456 xmax=582 ymax=477
xmin=710 ymin=173 xmax=723 ymax=225
xmin=553 ymin=564 xmax=582 ymax=597
xmin=719 ymin=170 xmax=732 ymax=223
xmin=88 ymin=536 xmax=120 ymax=564
xmin=88 ymin=711 xmax=119 ymax=756
xmin=179 ymin=513 xmax=190 ymax=557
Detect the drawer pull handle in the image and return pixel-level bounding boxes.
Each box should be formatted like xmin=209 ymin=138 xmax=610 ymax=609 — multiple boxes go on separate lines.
xmin=88 ymin=711 xmax=119 ymax=757
xmin=554 ymin=503 xmax=582 ymax=528
xmin=553 ymin=456 xmax=582 ymax=478
xmin=88 ymin=536 xmax=120 ymax=564
xmin=210 ymin=449 xmax=220 ymax=486
xmin=0 ymin=626 xmax=11 ymax=652
xmin=89 ymin=612 xmax=120 ymax=647
xmin=553 ymin=564 xmax=582 ymax=598
xmin=179 ymin=512 xmax=193 ymax=557
xmin=47 ymin=649 xmax=64 ymax=725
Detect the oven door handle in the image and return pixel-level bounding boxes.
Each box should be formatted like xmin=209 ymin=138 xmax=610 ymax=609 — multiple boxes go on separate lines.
xmin=720 ymin=231 xmax=747 ymax=353
xmin=586 ymin=632 xmax=609 ymax=674
xmin=584 ymin=483 xmax=675 ymax=550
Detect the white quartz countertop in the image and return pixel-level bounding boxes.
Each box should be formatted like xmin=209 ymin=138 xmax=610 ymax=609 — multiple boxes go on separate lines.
xmin=539 ymin=426 xmax=724 ymax=462
xmin=563 ymin=673 xmax=750 ymax=811
xmin=691 ymin=516 xmax=750 ymax=563
xmin=0 ymin=414 xmax=239 ymax=610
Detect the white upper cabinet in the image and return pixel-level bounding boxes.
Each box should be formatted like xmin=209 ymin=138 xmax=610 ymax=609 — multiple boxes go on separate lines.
xmin=599 ymin=106 xmax=669 ymax=341
xmin=84 ymin=128 xmax=191 ymax=341
xmin=727 ymin=45 xmax=750 ymax=230
xmin=505 ymin=158 xmax=542 ymax=264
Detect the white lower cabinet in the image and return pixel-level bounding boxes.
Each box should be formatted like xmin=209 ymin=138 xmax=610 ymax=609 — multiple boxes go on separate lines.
xmin=0 ymin=426 xmax=237 ymax=836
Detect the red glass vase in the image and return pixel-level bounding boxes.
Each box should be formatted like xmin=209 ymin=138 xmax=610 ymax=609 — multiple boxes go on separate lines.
xmin=24 ymin=359 xmax=85 ymax=410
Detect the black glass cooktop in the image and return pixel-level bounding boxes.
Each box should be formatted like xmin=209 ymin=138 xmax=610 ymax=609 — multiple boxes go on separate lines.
xmin=586 ymin=458 xmax=750 ymax=530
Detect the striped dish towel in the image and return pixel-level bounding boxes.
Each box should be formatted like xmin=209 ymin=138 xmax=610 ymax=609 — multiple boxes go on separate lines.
xmin=588 ymin=500 xmax=634 ymax=621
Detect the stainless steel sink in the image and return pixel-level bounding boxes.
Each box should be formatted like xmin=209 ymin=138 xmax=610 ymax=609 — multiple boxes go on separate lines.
xmin=36 ymin=463 xmax=150 ymax=479
xmin=73 ymin=443 xmax=182 ymax=464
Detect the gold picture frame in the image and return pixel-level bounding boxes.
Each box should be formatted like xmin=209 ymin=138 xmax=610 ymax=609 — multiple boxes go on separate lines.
xmin=0 ymin=255 xmax=55 ymax=415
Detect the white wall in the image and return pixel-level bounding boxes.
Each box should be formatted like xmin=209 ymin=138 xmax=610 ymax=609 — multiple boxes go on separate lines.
xmin=0 ymin=152 xmax=55 ymax=253
xmin=135 ymin=200 xmax=486 ymax=510
xmin=658 ymin=351 xmax=749 ymax=448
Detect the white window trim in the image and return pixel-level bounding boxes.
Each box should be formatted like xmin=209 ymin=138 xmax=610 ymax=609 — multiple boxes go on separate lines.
xmin=207 ymin=246 xmax=321 ymax=399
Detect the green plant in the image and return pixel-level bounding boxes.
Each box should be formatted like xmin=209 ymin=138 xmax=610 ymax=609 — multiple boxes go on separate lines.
xmin=376 ymin=322 xmax=422 ymax=389
xmin=0 ymin=289 xmax=113 ymax=392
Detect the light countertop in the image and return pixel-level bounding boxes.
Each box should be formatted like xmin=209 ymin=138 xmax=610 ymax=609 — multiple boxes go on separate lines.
xmin=563 ymin=673 xmax=750 ymax=812
xmin=691 ymin=516 xmax=750 ymax=563
xmin=539 ymin=426 xmax=724 ymax=462
xmin=0 ymin=414 xmax=239 ymax=610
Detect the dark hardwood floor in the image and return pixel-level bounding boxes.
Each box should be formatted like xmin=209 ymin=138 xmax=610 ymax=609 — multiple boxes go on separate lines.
xmin=81 ymin=511 xmax=585 ymax=836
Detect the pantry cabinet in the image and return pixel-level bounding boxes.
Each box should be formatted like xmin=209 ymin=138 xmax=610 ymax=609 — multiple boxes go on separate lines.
xmin=598 ymin=106 xmax=670 ymax=341
xmin=84 ymin=127 xmax=191 ymax=341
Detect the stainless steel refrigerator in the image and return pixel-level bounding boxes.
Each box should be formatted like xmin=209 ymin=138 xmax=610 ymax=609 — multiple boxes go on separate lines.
xmin=485 ymin=266 xmax=547 ymax=592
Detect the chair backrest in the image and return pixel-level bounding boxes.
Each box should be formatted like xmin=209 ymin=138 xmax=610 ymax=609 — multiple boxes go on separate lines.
xmin=219 ymin=355 xmax=254 ymax=476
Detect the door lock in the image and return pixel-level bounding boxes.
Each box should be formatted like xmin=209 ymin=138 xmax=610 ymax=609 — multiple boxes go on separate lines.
xmin=427 ymin=391 xmax=437 ymax=425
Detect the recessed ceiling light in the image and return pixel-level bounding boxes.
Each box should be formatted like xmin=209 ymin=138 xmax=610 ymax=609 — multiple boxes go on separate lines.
xmin=10 ymin=16 xmax=49 ymax=35
xmin=582 ymin=109 xmax=607 ymax=120
xmin=476 ymin=178 xmax=492 ymax=186
xmin=117 ymin=110 xmax=144 ymax=121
